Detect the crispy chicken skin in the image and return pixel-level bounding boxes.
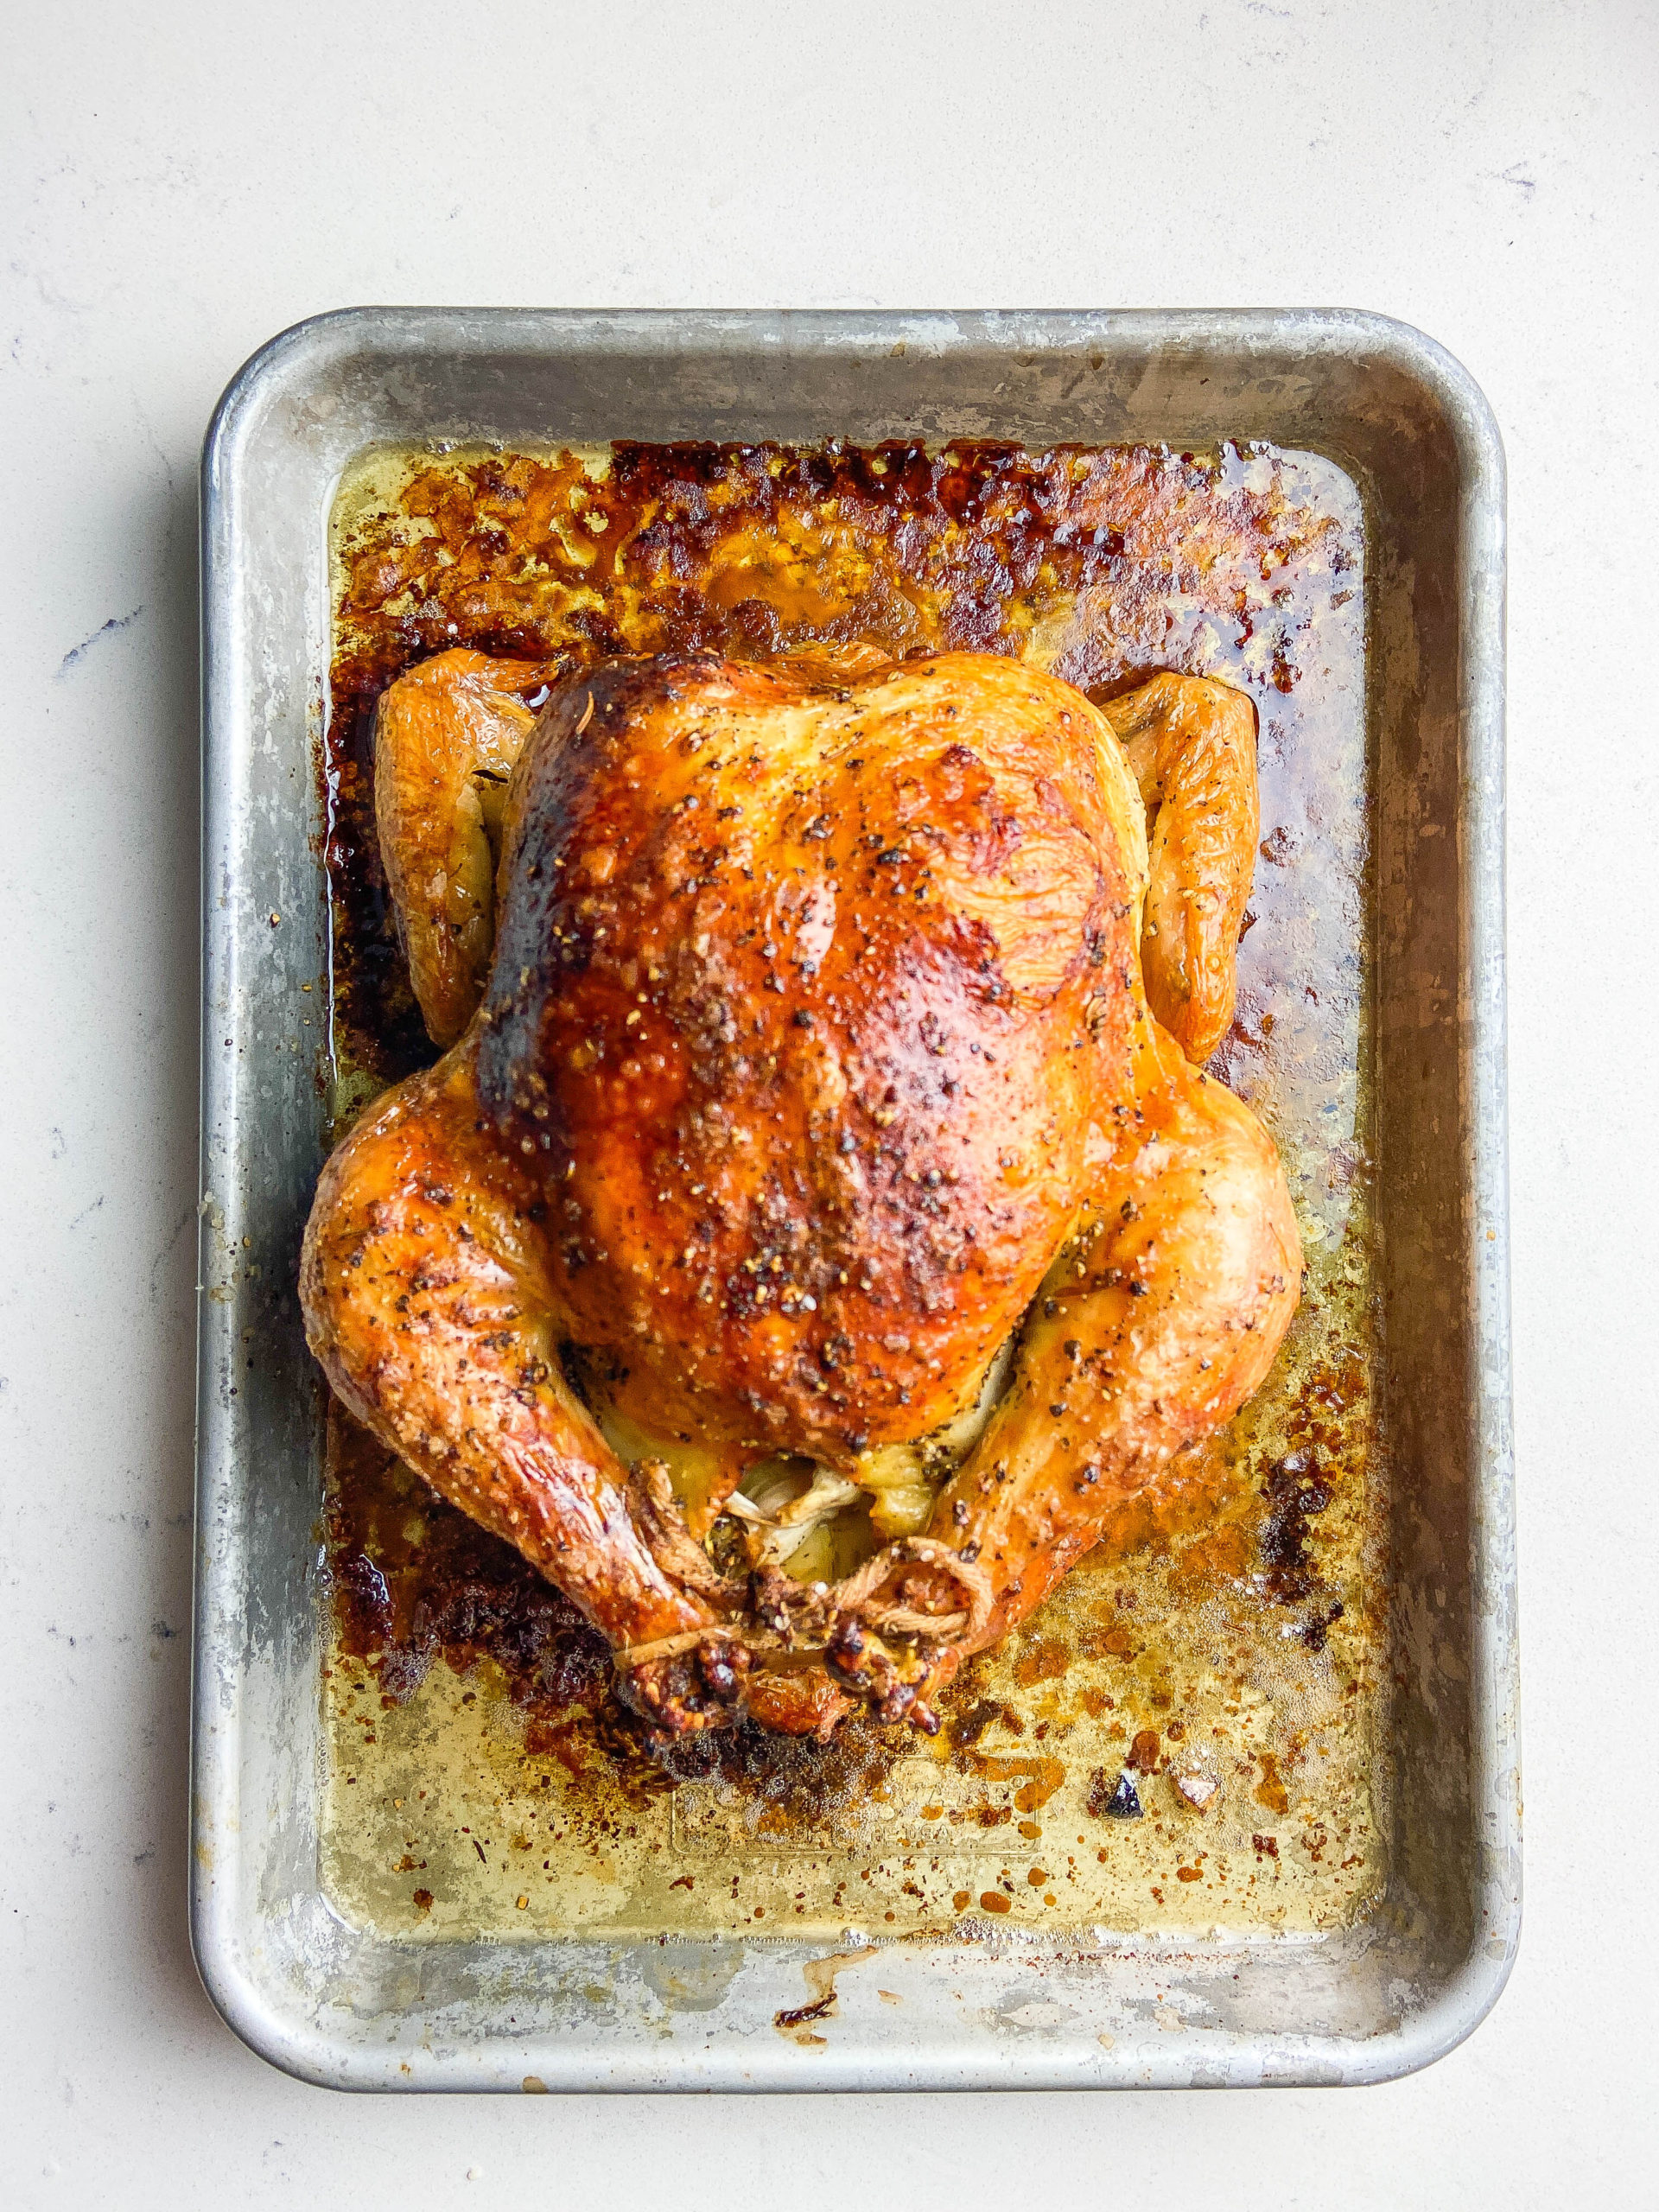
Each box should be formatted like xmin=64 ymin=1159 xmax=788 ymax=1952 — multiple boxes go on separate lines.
xmin=482 ymin=652 xmax=1138 ymax=1464
xmin=303 ymin=649 xmax=1299 ymax=1738
xmin=925 ymin=1010 xmax=1300 ymax=1656
xmin=374 ymin=650 xmax=1261 ymax=1071
xmin=1101 ymin=672 xmax=1259 ymax=1062
xmin=372 ymin=651 xmax=571 ymax=1046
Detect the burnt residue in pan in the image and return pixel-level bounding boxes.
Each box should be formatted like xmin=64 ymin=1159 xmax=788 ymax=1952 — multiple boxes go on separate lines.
xmin=1259 ymin=1452 xmax=1344 ymax=1650
xmin=326 ymin=1406 xmax=920 ymax=1821
xmin=324 ymin=1370 xmax=1353 ymax=1822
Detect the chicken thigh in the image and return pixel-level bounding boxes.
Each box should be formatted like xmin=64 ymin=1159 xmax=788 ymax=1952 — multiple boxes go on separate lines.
xmin=302 ymin=649 xmax=1300 ymax=1738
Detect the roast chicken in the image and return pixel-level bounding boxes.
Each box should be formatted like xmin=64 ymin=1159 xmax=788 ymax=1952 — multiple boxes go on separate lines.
xmin=301 ymin=646 xmax=1299 ymax=1739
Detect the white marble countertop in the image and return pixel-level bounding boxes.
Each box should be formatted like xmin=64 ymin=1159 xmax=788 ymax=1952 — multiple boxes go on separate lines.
xmin=3 ymin=2 xmax=1654 ymax=2202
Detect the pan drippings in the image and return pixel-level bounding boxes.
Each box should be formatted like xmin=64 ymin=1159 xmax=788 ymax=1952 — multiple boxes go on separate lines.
xmin=318 ymin=438 xmax=1382 ymax=1940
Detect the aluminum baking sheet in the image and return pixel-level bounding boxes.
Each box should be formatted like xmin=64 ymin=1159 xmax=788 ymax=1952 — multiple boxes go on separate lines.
xmin=194 ymin=308 xmax=1516 ymax=2090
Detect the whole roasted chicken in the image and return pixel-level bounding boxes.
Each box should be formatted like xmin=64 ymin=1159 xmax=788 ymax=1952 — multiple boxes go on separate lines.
xmin=302 ymin=646 xmax=1300 ymax=1739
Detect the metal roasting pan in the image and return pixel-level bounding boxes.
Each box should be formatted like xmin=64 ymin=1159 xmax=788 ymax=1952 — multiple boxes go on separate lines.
xmin=193 ymin=308 xmax=1515 ymax=2091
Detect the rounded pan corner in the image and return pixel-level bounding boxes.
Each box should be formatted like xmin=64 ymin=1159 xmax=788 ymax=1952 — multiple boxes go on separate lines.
xmin=1313 ymin=307 xmax=1506 ymax=495
xmin=187 ymin=1874 xmax=359 ymax=2095
xmin=200 ymin=306 xmax=411 ymax=493
xmin=1351 ymin=1903 xmax=1524 ymax=2089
